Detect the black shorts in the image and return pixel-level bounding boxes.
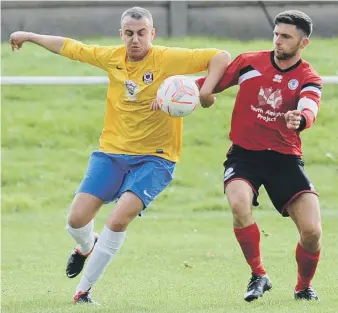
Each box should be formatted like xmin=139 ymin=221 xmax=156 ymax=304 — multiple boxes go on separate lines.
xmin=223 ymin=145 xmax=318 ymax=217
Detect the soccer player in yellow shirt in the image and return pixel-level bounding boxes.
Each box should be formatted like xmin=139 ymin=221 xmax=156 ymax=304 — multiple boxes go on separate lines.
xmin=10 ymin=6 xmax=231 ymax=304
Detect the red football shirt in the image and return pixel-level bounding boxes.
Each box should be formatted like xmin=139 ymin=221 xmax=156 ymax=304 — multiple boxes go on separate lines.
xmin=197 ymin=51 xmax=322 ymax=156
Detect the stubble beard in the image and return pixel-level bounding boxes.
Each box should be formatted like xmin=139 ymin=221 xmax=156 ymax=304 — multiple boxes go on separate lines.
xmin=275 ymin=49 xmax=298 ymax=60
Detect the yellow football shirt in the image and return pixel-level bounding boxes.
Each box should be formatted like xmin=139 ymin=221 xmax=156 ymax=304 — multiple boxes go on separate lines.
xmin=61 ymin=39 xmax=219 ymax=162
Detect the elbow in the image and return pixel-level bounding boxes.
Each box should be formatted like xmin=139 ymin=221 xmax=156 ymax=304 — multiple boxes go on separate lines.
xmin=216 ymin=50 xmax=231 ymax=68
xmin=207 ymin=51 xmax=231 ymax=75
xmin=223 ymin=50 xmax=232 ymax=66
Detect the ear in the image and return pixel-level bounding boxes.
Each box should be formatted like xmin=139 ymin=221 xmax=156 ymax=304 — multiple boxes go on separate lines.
xmin=119 ymin=29 xmax=123 ymax=38
xmin=300 ymin=37 xmax=309 ymax=49
xmin=151 ymin=28 xmax=156 ymax=40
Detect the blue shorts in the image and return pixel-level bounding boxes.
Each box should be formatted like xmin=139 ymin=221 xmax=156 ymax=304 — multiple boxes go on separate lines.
xmin=76 ymin=151 xmax=176 ymax=209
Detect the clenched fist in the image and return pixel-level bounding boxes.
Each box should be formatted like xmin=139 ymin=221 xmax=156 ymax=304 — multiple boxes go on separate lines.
xmin=199 ymin=92 xmax=216 ymax=108
xmin=285 ymin=110 xmax=302 ymax=130
xmin=9 ymin=31 xmax=31 ymax=51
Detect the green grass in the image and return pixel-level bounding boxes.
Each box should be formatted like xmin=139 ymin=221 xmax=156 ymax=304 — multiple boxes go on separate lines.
xmin=2 ymin=37 xmax=338 ymax=312
xmin=2 ymin=37 xmax=338 ymax=76
xmin=2 ymin=211 xmax=337 ymax=313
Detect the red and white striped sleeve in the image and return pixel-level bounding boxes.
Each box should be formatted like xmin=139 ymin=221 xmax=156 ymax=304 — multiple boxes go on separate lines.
xmin=297 ymin=74 xmax=323 ymax=129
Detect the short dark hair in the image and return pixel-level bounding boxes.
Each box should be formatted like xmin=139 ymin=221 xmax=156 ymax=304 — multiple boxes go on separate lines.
xmin=121 ymin=6 xmax=153 ymax=27
xmin=274 ymin=10 xmax=313 ymax=37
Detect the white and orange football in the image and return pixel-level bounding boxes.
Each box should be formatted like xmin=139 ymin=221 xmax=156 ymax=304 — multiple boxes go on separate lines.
xmin=156 ymin=75 xmax=200 ymax=117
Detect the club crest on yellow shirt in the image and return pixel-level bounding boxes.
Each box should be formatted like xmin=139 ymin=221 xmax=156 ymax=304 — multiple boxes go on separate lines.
xmin=143 ymin=72 xmax=154 ymax=84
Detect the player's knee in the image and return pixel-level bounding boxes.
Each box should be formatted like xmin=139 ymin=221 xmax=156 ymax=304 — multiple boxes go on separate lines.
xmin=67 ymin=213 xmax=84 ymax=229
xmin=228 ymin=196 xmax=252 ymax=227
xmin=301 ymin=225 xmax=322 ymax=244
xmin=227 ymin=192 xmax=251 ymax=215
xmin=66 ymin=207 xmax=94 ymax=228
xmin=107 ymin=219 xmax=129 ymax=232
xmin=107 ymin=210 xmax=131 ymax=232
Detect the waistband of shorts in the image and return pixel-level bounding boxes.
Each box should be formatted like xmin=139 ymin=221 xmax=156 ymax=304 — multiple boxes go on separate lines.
xmin=228 ymin=144 xmax=301 ymax=160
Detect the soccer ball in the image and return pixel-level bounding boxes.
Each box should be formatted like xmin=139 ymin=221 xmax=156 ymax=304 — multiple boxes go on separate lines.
xmin=156 ymin=75 xmax=200 ymax=117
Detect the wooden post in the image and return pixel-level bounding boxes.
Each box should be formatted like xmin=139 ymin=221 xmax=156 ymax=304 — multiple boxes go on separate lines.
xmin=169 ymin=1 xmax=188 ymax=36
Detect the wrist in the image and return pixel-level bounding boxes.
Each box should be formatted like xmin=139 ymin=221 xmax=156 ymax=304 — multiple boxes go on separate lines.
xmin=199 ymin=87 xmax=213 ymax=96
xmin=26 ymin=32 xmax=36 ymax=42
xmin=297 ymin=115 xmax=306 ymax=131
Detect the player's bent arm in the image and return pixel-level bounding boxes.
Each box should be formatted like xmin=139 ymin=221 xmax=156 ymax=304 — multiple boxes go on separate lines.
xmin=10 ymin=31 xmax=65 ymax=54
xmin=196 ymin=54 xmax=244 ymax=96
xmin=296 ymin=75 xmax=322 ymax=131
xmin=199 ymin=51 xmax=231 ymax=96
xmin=297 ymin=97 xmax=318 ymax=131
xmin=197 ymin=51 xmax=231 ymax=108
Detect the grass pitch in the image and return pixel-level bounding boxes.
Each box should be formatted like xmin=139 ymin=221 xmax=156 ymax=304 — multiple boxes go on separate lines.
xmin=1 ymin=37 xmax=338 ymax=312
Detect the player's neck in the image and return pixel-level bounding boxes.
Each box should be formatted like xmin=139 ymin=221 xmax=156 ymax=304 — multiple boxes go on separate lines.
xmin=274 ymin=54 xmax=301 ymax=70
xmin=127 ymin=46 xmax=152 ymax=62
xmin=128 ymin=55 xmax=145 ymax=62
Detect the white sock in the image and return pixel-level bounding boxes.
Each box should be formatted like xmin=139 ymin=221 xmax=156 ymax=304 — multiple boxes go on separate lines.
xmin=66 ymin=220 xmax=95 ymax=255
xmin=76 ymin=225 xmax=126 ymax=292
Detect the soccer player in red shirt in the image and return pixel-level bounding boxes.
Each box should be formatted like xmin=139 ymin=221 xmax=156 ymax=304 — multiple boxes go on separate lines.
xmin=197 ymin=10 xmax=322 ymax=302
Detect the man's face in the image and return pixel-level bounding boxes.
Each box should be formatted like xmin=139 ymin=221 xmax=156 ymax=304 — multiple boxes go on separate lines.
xmin=120 ymin=16 xmax=155 ymax=61
xmin=273 ymin=23 xmax=309 ymax=60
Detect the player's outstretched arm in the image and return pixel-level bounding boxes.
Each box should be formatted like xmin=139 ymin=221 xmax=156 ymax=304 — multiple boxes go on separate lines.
xmin=10 ymin=31 xmax=66 ymax=54
xmin=199 ymin=51 xmax=231 ymax=108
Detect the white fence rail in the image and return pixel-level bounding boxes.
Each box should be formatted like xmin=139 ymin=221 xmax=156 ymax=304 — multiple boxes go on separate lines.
xmin=1 ymin=76 xmax=338 ymax=85
xmin=1 ymin=76 xmax=109 ymax=85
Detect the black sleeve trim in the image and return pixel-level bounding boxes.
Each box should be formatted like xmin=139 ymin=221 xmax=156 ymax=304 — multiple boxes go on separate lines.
xmin=298 ymin=115 xmax=306 ymax=131
xmin=239 ymin=65 xmax=255 ymax=76
xmin=301 ymin=82 xmax=322 ymax=90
